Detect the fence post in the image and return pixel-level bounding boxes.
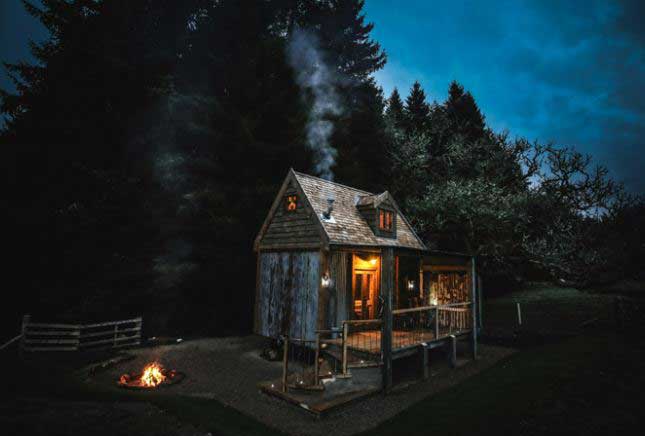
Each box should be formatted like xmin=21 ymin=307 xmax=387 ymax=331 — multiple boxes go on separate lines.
xmin=342 ymin=322 xmax=349 ymax=376
xmin=380 ymin=247 xmax=394 ymax=392
xmin=448 ymin=334 xmax=457 ymax=368
xmin=314 ymin=332 xmax=320 ymax=386
xmin=20 ymin=314 xmax=31 ymax=354
xmin=435 ymin=307 xmax=439 ymax=339
xmin=137 ymin=317 xmax=143 ymax=345
xmin=477 ymin=276 xmax=483 ymax=332
xmin=282 ymin=335 xmax=289 ymax=393
xmin=420 ymin=343 xmax=429 ymax=379
xmin=113 ymin=324 xmax=119 ymax=348
xmin=471 ymin=257 xmax=478 ymax=360
xmin=75 ymin=324 xmax=81 ymax=351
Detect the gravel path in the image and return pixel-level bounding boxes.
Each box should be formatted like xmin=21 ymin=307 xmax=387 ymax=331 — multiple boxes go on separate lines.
xmin=92 ymin=336 xmax=515 ymax=436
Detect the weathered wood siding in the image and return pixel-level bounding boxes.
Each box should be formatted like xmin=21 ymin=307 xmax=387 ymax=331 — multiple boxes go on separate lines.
xmin=328 ymin=251 xmax=350 ymax=327
xmin=255 ymin=251 xmax=320 ymax=341
xmin=258 ymin=181 xmax=322 ymax=250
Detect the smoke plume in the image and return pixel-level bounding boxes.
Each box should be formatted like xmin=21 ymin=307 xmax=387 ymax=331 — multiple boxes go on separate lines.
xmin=286 ymin=27 xmax=342 ymax=181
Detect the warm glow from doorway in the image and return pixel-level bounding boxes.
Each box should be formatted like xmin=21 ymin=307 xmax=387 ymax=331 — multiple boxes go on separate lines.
xmin=354 ymin=255 xmax=379 ymax=270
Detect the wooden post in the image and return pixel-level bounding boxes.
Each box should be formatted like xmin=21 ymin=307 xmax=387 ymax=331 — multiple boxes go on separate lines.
xmin=448 ymin=335 xmax=457 ymax=368
xmin=420 ymin=343 xmax=429 ymax=379
xmin=471 ymin=257 xmax=478 ymax=360
xmin=342 ymin=322 xmax=349 ymax=376
xmin=282 ymin=335 xmax=289 ymax=393
xmin=477 ymin=275 xmax=483 ymax=332
xmin=314 ymin=332 xmax=320 ymax=386
xmin=113 ymin=324 xmax=119 ymax=348
xmin=434 ymin=307 xmax=439 ymax=339
xmin=516 ymin=302 xmax=522 ymax=326
xmin=20 ymin=314 xmax=31 ymax=353
xmin=138 ymin=317 xmax=143 ymax=346
xmin=380 ymin=247 xmax=394 ymax=392
xmin=418 ymin=257 xmax=424 ymax=300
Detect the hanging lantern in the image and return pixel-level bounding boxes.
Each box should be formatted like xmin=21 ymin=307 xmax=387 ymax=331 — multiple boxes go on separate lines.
xmin=321 ymin=272 xmax=332 ymax=288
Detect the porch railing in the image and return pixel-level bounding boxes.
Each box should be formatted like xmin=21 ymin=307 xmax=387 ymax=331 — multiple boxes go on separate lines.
xmin=340 ymin=319 xmax=382 ymax=373
xmin=279 ymin=303 xmax=473 ymax=391
xmin=391 ymin=302 xmax=472 ymax=350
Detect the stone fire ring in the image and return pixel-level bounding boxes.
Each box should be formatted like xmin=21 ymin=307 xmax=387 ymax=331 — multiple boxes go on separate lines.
xmin=117 ymin=370 xmax=186 ymax=389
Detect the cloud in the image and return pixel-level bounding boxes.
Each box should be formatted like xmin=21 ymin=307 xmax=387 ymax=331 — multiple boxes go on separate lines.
xmin=365 ymin=0 xmax=645 ymax=192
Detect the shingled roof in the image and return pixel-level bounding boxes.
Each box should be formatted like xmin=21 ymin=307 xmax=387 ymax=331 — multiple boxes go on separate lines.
xmin=293 ymin=171 xmax=426 ymax=250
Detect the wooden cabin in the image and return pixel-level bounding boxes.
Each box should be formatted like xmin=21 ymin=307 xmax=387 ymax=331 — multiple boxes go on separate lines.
xmin=254 ymin=170 xmax=478 ymax=361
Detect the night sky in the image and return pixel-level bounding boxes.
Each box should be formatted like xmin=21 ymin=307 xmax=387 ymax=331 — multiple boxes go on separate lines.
xmin=1 ymin=0 xmax=644 ymax=193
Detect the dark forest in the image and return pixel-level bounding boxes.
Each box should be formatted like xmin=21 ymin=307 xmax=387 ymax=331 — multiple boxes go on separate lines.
xmin=3 ymin=0 xmax=643 ymax=338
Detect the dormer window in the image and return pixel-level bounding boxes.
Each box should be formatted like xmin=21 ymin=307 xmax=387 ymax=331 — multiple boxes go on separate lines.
xmin=285 ymin=195 xmax=298 ymax=212
xmin=379 ymin=209 xmax=393 ymax=231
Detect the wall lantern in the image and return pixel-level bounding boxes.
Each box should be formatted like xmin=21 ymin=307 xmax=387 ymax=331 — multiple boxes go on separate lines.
xmin=407 ymin=280 xmax=415 ymax=290
xmin=321 ymin=272 xmax=332 ymax=288
xmin=370 ymin=258 xmax=378 ymax=266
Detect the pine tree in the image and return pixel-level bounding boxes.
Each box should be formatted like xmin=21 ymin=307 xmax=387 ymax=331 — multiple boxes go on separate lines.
xmin=2 ymin=0 xmax=200 ymax=325
xmin=444 ymin=80 xmax=486 ymax=144
xmin=289 ymin=0 xmax=388 ymax=191
xmin=385 ymin=87 xmax=405 ymax=129
xmin=307 ymin=0 xmax=387 ymax=80
xmin=404 ymin=81 xmax=430 ymax=133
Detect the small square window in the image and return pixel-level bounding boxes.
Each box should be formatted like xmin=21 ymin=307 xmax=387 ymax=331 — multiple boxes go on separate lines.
xmin=379 ymin=209 xmax=393 ymax=231
xmin=285 ymin=195 xmax=298 ymax=212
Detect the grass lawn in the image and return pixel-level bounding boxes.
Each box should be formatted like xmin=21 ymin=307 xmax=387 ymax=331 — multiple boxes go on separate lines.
xmin=482 ymin=282 xmax=615 ymax=335
xmin=364 ymin=331 xmax=644 ymax=435
xmin=363 ymin=282 xmax=644 ymax=436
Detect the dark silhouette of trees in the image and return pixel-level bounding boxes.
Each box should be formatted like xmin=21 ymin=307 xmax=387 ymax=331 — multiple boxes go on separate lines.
xmin=385 ymin=87 xmax=405 ymax=129
xmin=403 ymin=81 xmax=430 ymax=133
xmin=2 ymin=1 xmax=641 ymax=335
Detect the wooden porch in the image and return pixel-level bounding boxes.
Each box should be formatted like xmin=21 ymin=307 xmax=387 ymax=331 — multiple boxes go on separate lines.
xmin=321 ymin=302 xmax=474 ymax=366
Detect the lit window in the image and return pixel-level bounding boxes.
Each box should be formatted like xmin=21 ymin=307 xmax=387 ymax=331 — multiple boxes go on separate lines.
xmin=379 ymin=209 xmax=393 ymax=231
xmin=286 ymin=195 xmax=297 ymax=212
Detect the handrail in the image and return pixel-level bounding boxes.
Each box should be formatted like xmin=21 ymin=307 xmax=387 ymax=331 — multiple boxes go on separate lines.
xmin=342 ymin=318 xmax=382 ymax=325
xmin=286 ymin=337 xmax=316 ymax=343
xmin=393 ymin=302 xmax=471 ymax=315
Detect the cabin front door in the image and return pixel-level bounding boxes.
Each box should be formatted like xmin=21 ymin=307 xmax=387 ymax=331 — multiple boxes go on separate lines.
xmin=351 ymin=253 xmax=380 ymax=320
xmin=353 ymin=269 xmax=378 ymax=319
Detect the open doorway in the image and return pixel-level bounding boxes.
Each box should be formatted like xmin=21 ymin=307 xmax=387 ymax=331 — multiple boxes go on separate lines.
xmin=351 ymin=253 xmax=380 ymax=319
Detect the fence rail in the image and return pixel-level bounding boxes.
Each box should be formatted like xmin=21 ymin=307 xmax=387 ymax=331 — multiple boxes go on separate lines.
xmin=20 ymin=315 xmax=142 ymax=352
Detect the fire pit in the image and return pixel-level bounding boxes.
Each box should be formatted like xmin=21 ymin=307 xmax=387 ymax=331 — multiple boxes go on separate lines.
xmin=118 ymin=362 xmax=185 ymax=389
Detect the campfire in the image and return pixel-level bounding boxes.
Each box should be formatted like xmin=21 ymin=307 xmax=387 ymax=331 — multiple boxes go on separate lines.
xmin=118 ymin=362 xmax=184 ymax=389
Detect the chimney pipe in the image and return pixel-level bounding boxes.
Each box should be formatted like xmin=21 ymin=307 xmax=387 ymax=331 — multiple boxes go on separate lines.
xmin=323 ymin=198 xmax=334 ymax=220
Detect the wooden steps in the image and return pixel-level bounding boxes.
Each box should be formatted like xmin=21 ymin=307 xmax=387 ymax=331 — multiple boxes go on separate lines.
xmin=321 ymin=345 xmax=381 ymax=369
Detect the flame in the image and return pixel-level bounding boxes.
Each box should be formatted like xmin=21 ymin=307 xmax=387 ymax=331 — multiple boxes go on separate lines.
xmin=140 ymin=362 xmax=166 ymax=387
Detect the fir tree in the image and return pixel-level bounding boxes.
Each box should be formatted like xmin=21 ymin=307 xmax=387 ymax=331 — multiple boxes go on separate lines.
xmin=404 ymin=81 xmax=430 ymax=133
xmin=385 ymin=87 xmax=405 ymax=129
xmin=444 ymin=80 xmax=486 ymax=144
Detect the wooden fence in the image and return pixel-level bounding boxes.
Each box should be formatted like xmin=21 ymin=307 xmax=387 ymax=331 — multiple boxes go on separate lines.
xmin=20 ymin=315 xmax=142 ymax=352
